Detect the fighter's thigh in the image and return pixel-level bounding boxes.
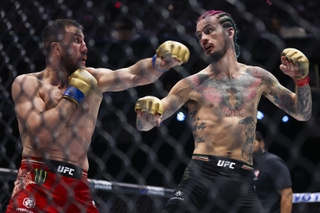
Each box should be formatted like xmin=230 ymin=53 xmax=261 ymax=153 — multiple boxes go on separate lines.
xmin=163 ymin=180 xmax=209 ymax=213
xmin=237 ymin=194 xmax=264 ymax=213
xmin=6 ymin=189 xmax=58 ymax=213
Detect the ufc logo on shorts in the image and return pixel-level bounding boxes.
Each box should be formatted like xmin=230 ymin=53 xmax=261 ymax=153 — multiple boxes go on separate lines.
xmin=217 ymin=160 xmax=235 ymax=169
xmin=57 ymin=166 xmax=75 ymax=176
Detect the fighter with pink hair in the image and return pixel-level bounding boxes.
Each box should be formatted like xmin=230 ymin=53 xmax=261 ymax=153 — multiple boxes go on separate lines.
xmin=135 ymin=10 xmax=311 ymax=213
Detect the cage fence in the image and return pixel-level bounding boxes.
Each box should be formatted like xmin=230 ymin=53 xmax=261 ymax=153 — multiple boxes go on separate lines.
xmin=1 ymin=0 xmax=320 ymax=212
xmin=1 ymin=168 xmax=320 ymax=212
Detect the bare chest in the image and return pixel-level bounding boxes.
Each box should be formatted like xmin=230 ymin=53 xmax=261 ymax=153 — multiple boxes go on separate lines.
xmin=39 ymin=85 xmax=102 ymax=123
xmin=39 ymin=84 xmax=63 ymax=110
xmin=190 ymin=75 xmax=263 ymax=117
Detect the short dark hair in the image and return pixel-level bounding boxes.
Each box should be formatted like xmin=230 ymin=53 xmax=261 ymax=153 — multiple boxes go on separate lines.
xmin=255 ymin=131 xmax=264 ymax=142
xmin=197 ymin=10 xmax=240 ymax=58
xmin=42 ymin=19 xmax=83 ymax=56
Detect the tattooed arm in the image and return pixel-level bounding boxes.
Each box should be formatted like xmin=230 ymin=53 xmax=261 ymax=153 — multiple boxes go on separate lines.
xmin=135 ymin=78 xmax=192 ymax=131
xmin=262 ymin=68 xmax=312 ymax=121
xmin=262 ymin=48 xmax=312 ymax=121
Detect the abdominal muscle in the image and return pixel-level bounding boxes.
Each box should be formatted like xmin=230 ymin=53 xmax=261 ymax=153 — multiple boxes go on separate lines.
xmin=21 ymin=94 xmax=102 ymax=171
xmin=21 ymin=126 xmax=92 ymax=171
xmin=191 ymin=116 xmax=255 ymax=165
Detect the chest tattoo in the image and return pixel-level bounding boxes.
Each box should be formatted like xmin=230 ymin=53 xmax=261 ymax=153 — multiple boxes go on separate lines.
xmin=189 ymin=71 xmax=262 ymax=117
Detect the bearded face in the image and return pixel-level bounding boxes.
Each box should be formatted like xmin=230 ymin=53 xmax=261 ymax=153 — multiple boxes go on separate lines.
xmin=60 ymin=46 xmax=80 ymax=75
xmin=203 ymin=32 xmax=231 ymax=63
xmin=57 ymin=26 xmax=87 ymax=75
xmin=206 ymin=34 xmax=230 ymax=62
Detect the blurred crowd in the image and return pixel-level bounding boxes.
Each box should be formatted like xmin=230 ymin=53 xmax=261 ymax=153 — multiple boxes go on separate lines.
xmin=2 ymin=0 xmax=319 ymax=42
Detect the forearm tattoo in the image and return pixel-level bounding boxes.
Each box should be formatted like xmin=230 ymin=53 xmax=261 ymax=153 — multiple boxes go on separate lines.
xmin=163 ymin=96 xmax=184 ymax=119
xmin=295 ymin=86 xmax=312 ymax=119
xmin=267 ymin=78 xmax=312 ymax=119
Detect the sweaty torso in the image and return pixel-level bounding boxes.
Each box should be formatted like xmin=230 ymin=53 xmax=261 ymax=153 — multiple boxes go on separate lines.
xmin=186 ymin=64 xmax=267 ymax=165
xmin=19 ymin=72 xmax=103 ymax=170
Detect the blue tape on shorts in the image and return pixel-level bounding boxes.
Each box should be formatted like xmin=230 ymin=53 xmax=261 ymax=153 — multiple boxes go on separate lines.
xmin=63 ymin=86 xmax=85 ymax=104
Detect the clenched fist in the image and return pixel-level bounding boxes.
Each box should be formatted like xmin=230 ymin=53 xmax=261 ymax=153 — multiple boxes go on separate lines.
xmin=134 ymin=96 xmax=164 ymax=115
xmin=280 ymin=48 xmax=309 ymax=80
xmin=152 ymin=41 xmax=190 ymax=72
xmin=156 ymin=40 xmax=190 ymax=63
xmin=134 ymin=96 xmax=164 ymax=129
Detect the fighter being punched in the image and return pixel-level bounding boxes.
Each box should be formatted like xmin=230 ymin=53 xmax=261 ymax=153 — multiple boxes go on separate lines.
xmin=6 ymin=19 xmax=189 ymax=213
xmin=135 ymin=10 xmax=311 ymax=213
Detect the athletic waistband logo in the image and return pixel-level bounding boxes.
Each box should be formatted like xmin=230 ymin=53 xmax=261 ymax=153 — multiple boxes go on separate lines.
xmin=57 ymin=165 xmax=75 ymax=176
xmin=217 ymin=160 xmax=235 ymax=169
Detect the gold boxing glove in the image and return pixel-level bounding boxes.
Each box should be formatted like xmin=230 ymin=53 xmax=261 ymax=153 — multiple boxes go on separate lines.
xmin=281 ymin=48 xmax=309 ymax=80
xmin=134 ymin=96 xmax=164 ymax=116
xmin=156 ymin=40 xmax=190 ymax=63
xmin=63 ymin=69 xmax=98 ymax=106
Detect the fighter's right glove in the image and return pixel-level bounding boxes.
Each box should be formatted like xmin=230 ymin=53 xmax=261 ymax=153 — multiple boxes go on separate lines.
xmin=134 ymin=96 xmax=164 ymax=116
xmin=63 ymin=69 xmax=98 ymax=106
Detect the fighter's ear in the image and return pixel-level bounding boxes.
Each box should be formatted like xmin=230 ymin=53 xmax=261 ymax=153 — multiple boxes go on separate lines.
xmin=51 ymin=42 xmax=61 ymax=54
xmin=227 ymin=27 xmax=234 ymax=37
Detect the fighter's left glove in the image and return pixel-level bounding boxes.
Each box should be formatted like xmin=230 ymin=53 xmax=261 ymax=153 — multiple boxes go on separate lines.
xmin=63 ymin=69 xmax=98 ymax=106
xmin=281 ymin=48 xmax=310 ymax=87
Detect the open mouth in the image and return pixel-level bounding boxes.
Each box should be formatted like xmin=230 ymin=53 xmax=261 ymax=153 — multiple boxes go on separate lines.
xmin=204 ymin=44 xmax=213 ymax=53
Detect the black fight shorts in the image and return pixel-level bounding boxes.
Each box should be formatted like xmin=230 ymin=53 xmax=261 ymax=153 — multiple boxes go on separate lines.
xmin=162 ymin=154 xmax=264 ymax=213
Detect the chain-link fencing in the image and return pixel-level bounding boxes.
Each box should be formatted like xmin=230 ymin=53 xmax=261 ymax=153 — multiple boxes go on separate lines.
xmin=1 ymin=0 xmax=320 ymax=212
